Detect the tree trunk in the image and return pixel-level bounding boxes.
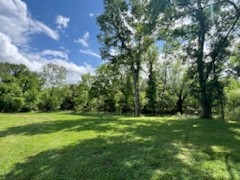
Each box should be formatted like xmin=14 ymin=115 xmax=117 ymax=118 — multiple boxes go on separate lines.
xmin=198 ymin=47 xmax=212 ymax=119
xmin=133 ymin=67 xmax=140 ymax=117
xmin=177 ymin=97 xmax=184 ymax=115
xmin=218 ymin=84 xmax=225 ymax=120
xmin=196 ymin=3 xmax=212 ymax=119
xmin=201 ymin=94 xmax=212 ymax=119
xmin=220 ymin=98 xmax=225 ymax=120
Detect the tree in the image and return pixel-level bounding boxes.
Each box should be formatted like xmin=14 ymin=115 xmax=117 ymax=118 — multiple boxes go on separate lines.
xmin=149 ymin=0 xmax=240 ymax=118
xmin=162 ymin=40 xmax=192 ymax=114
xmin=145 ymin=46 xmax=158 ymax=114
xmin=0 ymin=63 xmax=41 ymax=112
xmin=230 ymin=43 xmax=240 ymax=77
xmin=98 ymin=0 xmax=154 ymax=116
xmin=225 ymin=77 xmax=240 ymax=121
xmin=121 ymin=71 xmax=135 ymax=113
xmin=60 ymin=84 xmax=77 ymax=110
xmin=40 ymin=63 xmax=67 ymax=111
xmin=169 ymin=60 xmax=189 ymax=114
xmin=41 ymin=63 xmax=67 ymax=88
xmin=90 ymin=64 xmax=125 ymax=112
xmin=74 ymin=74 xmax=94 ymax=112
xmin=21 ymin=71 xmax=41 ymax=111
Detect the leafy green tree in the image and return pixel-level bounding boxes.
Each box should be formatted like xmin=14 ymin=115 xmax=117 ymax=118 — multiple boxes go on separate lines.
xmin=90 ymin=64 xmax=123 ymax=112
xmin=98 ymin=0 xmax=154 ymax=116
xmin=74 ymin=73 xmax=94 ymax=112
xmin=225 ymin=77 xmax=240 ymax=121
xmin=124 ymin=72 xmax=135 ymax=113
xmin=154 ymin=59 xmax=178 ymax=114
xmin=149 ymin=0 xmax=240 ymax=118
xmin=145 ymin=46 xmax=158 ymax=114
xmin=230 ymin=43 xmax=240 ymax=77
xmin=41 ymin=63 xmax=67 ymax=88
xmin=60 ymin=84 xmax=77 ymax=110
xmin=40 ymin=63 xmax=67 ymax=111
xmin=167 ymin=57 xmax=191 ymax=114
xmin=39 ymin=88 xmax=65 ymax=111
xmin=21 ymin=72 xmax=41 ymax=111
xmin=0 ymin=63 xmax=41 ymax=112
xmin=74 ymin=86 xmax=90 ymax=112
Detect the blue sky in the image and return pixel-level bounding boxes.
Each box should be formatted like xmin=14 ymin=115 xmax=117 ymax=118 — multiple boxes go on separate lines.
xmin=24 ymin=0 xmax=104 ymax=66
xmin=0 ymin=0 xmax=104 ymax=83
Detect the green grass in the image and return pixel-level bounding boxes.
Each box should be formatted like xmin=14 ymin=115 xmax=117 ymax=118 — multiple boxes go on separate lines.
xmin=0 ymin=112 xmax=240 ymax=179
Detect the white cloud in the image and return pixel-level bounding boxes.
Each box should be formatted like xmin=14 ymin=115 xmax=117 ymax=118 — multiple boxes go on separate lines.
xmin=80 ymin=49 xmax=101 ymax=59
xmin=0 ymin=32 xmax=42 ymax=72
xmin=55 ymin=15 xmax=70 ymax=29
xmin=31 ymin=21 xmax=59 ymax=40
xmin=0 ymin=31 xmax=95 ymax=83
xmin=74 ymin=31 xmax=90 ymax=47
xmin=59 ymin=46 xmax=70 ymax=54
xmin=89 ymin=13 xmax=94 ymax=17
xmin=0 ymin=0 xmax=59 ymax=45
xmin=25 ymin=53 xmax=95 ymax=83
xmin=41 ymin=50 xmax=69 ymax=60
xmin=0 ymin=0 xmax=95 ymax=84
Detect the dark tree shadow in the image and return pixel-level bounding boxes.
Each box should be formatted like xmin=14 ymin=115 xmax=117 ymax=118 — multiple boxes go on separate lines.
xmin=0 ymin=115 xmax=121 ymax=137
xmin=3 ymin=136 xmax=209 ymax=179
xmin=2 ymin=116 xmax=240 ymax=179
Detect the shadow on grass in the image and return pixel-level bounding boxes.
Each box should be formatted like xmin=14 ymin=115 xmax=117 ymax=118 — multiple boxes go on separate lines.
xmin=2 ymin=115 xmax=240 ymax=179
xmin=0 ymin=115 xmax=120 ymax=137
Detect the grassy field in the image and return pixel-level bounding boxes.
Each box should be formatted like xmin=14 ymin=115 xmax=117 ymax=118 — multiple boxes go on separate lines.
xmin=0 ymin=112 xmax=240 ymax=179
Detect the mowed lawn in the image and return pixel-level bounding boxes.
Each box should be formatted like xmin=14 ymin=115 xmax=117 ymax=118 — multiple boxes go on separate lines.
xmin=0 ymin=113 xmax=240 ymax=179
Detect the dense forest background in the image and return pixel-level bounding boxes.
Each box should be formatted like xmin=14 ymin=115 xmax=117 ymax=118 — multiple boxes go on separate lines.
xmin=1 ymin=0 xmax=240 ymax=120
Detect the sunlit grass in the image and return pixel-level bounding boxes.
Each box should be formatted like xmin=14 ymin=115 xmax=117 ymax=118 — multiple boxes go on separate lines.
xmin=0 ymin=112 xmax=240 ymax=179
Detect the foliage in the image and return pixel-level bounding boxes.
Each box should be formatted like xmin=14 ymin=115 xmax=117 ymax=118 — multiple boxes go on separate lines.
xmin=149 ymin=0 xmax=240 ymax=118
xmin=230 ymin=43 xmax=240 ymax=77
xmin=41 ymin=63 xmax=67 ymax=88
xmin=0 ymin=63 xmax=41 ymax=112
xmin=97 ymin=0 xmax=155 ymax=116
xmin=39 ymin=88 xmax=65 ymax=111
xmin=225 ymin=78 xmax=240 ymax=121
xmin=145 ymin=46 xmax=158 ymax=114
xmin=39 ymin=63 xmax=67 ymax=111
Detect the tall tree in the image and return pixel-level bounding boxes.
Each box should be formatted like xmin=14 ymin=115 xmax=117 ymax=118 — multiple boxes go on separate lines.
xmin=40 ymin=63 xmax=67 ymax=111
xmin=145 ymin=45 xmax=158 ymax=114
xmin=149 ymin=0 xmax=240 ymax=118
xmin=41 ymin=63 xmax=67 ymax=88
xmin=98 ymin=0 xmax=154 ymax=116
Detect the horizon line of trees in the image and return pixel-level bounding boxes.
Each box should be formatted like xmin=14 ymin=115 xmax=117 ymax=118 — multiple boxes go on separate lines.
xmin=1 ymin=0 xmax=240 ymax=120
xmin=0 ymin=56 xmax=240 ymax=120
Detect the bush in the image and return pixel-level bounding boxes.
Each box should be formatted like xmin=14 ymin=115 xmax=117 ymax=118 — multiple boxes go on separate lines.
xmin=224 ymin=78 xmax=240 ymax=121
xmin=226 ymin=107 xmax=240 ymax=121
xmin=226 ymin=89 xmax=240 ymax=121
xmin=10 ymin=97 xmax=25 ymax=112
xmin=39 ymin=88 xmax=64 ymax=111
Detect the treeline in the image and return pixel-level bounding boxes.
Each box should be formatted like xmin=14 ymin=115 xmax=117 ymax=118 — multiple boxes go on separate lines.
xmin=97 ymin=0 xmax=240 ymax=119
xmin=0 ymin=61 xmax=239 ymax=120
